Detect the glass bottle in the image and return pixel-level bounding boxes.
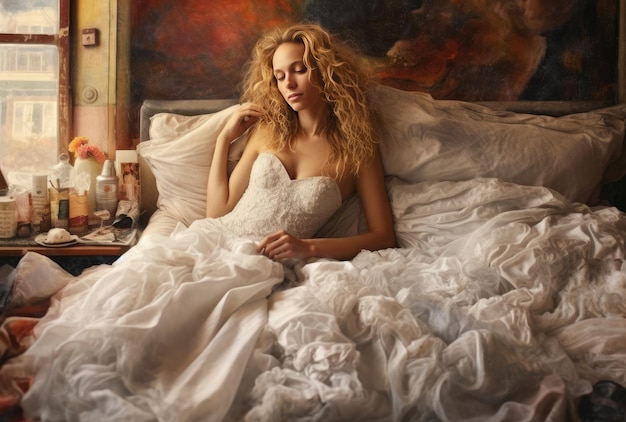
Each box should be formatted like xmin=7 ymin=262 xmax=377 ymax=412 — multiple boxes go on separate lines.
xmin=51 ymin=153 xmax=74 ymax=189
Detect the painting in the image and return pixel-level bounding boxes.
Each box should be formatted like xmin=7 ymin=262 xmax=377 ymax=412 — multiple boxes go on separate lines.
xmin=129 ymin=0 xmax=619 ymax=134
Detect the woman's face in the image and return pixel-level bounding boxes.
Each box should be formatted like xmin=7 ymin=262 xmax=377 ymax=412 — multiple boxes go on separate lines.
xmin=272 ymin=42 xmax=324 ymax=113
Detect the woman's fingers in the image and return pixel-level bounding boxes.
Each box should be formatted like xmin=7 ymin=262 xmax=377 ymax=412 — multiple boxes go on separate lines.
xmin=258 ymin=231 xmax=283 ymax=257
xmin=258 ymin=230 xmax=303 ymax=260
xmin=221 ymin=103 xmax=264 ymax=143
xmin=239 ymin=103 xmax=263 ymax=125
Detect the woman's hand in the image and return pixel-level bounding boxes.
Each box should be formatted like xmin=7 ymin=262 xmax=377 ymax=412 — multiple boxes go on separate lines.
xmin=257 ymin=230 xmax=313 ymax=260
xmin=218 ymin=103 xmax=264 ymax=145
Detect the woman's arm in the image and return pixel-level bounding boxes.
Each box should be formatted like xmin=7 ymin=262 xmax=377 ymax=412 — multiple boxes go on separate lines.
xmin=206 ymin=104 xmax=264 ymax=218
xmin=258 ymin=148 xmax=396 ymax=260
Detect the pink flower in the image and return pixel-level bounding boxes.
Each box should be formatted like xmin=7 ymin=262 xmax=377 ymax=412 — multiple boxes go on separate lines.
xmin=69 ymin=137 xmax=106 ymax=164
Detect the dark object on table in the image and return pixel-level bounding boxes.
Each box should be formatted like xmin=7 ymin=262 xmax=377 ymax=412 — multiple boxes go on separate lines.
xmin=578 ymin=380 xmax=626 ymax=422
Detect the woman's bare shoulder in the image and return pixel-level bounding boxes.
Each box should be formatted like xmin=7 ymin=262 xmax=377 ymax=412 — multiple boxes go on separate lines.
xmin=247 ymin=123 xmax=274 ymax=153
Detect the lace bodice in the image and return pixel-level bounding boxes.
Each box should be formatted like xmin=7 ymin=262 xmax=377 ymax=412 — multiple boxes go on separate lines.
xmin=194 ymin=152 xmax=342 ymax=240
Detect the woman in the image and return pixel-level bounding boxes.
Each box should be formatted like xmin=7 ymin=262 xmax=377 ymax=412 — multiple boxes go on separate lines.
xmin=204 ymin=23 xmax=395 ymax=260
xmin=7 ymin=24 xmax=395 ymax=422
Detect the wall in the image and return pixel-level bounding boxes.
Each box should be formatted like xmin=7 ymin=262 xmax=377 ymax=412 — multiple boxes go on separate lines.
xmin=74 ymin=0 xmax=626 ymax=153
xmin=71 ymin=0 xmax=130 ymax=159
xmin=621 ymin=0 xmax=626 ymax=103
xmin=130 ymin=1 xmax=621 ymax=102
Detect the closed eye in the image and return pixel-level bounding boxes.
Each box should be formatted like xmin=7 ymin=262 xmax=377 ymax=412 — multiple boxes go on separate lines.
xmin=273 ymin=66 xmax=308 ymax=82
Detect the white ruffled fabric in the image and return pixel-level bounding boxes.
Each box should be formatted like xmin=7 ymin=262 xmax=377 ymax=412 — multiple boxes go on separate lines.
xmin=5 ymin=177 xmax=626 ymax=422
xmin=8 ymin=151 xmax=343 ymax=422
xmin=238 ymin=178 xmax=626 ymax=422
xmin=16 ymin=226 xmax=284 ymax=422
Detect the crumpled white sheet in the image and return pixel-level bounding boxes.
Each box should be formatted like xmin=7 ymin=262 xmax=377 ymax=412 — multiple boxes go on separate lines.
xmin=3 ymin=178 xmax=626 ymax=422
xmin=238 ymin=178 xmax=626 ymax=422
xmin=8 ymin=223 xmax=284 ymax=422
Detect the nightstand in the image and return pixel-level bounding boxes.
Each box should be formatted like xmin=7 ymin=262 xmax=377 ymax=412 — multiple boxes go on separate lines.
xmin=0 ymin=240 xmax=133 ymax=275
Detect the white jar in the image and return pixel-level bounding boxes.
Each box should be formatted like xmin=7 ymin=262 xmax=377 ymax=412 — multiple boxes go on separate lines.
xmin=0 ymin=196 xmax=17 ymax=239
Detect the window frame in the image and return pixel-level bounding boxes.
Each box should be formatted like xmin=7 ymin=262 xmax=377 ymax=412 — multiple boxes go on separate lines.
xmin=0 ymin=0 xmax=70 ymax=155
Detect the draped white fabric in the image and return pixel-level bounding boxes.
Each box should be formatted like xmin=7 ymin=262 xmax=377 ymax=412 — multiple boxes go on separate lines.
xmin=5 ymin=177 xmax=626 ymax=421
xmin=240 ymin=178 xmax=626 ymax=421
xmin=15 ymin=226 xmax=284 ymax=421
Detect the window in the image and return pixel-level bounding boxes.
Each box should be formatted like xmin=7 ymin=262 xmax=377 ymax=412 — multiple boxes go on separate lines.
xmin=0 ymin=0 xmax=69 ymax=188
xmin=13 ymin=101 xmax=58 ymax=139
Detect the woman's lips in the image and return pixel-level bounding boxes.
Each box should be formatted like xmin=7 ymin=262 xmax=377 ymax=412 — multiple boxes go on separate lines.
xmin=287 ymin=93 xmax=301 ymax=101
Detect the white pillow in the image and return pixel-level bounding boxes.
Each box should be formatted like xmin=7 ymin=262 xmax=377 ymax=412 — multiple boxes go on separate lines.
xmin=138 ymin=87 xmax=626 ymax=233
xmin=137 ymin=105 xmax=247 ymax=226
xmin=148 ymin=112 xmax=213 ymax=140
xmin=372 ymin=85 xmax=626 ymax=204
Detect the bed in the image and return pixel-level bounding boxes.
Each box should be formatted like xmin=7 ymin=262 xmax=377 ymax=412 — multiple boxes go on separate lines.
xmin=2 ymin=84 xmax=626 ymax=421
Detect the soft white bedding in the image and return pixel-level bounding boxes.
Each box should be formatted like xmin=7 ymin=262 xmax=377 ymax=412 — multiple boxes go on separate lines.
xmin=7 ymin=176 xmax=625 ymax=421
xmin=2 ymin=86 xmax=626 ymax=421
xmin=234 ymin=177 xmax=626 ymax=421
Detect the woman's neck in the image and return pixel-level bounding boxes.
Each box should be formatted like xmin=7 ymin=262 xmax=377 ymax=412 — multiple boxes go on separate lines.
xmin=297 ymin=105 xmax=330 ymax=138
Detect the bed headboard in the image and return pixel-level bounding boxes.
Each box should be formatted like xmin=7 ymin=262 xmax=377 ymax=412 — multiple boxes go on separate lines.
xmin=139 ymin=99 xmax=240 ymax=144
xmin=138 ymin=99 xmax=612 ymax=143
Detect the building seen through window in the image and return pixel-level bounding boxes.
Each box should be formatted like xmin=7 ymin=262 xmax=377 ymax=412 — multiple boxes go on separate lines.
xmin=0 ymin=1 xmax=61 ymax=188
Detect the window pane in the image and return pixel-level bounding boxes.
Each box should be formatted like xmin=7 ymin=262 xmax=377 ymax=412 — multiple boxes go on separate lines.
xmin=0 ymin=1 xmax=59 ymax=35
xmin=0 ymin=44 xmax=58 ymax=187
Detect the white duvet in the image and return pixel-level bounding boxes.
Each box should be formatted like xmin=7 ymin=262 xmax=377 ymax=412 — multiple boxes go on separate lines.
xmin=241 ymin=178 xmax=626 ymax=421
xmin=6 ymin=177 xmax=626 ymax=422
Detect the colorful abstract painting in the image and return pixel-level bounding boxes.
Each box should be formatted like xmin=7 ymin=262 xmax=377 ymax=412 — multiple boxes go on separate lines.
xmin=130 ymin=0 xmax=618 ymax=107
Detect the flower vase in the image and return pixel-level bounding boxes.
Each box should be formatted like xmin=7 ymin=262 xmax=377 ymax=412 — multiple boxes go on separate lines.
xmin=73 ymin=157 xmax=103 ymax=227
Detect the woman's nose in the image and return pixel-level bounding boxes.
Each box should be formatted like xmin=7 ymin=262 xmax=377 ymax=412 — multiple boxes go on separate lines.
xmin=285 ymin=74 xmax=296 ymax=89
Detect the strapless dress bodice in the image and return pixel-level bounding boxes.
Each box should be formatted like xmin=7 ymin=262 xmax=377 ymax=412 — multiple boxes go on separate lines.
xmin=193 ymin=152 xmax=342 ymax=240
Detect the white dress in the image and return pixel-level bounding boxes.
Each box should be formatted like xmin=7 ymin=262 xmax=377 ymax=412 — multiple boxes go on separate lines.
xmin=17 ymin=152 xmax=342 ymax=422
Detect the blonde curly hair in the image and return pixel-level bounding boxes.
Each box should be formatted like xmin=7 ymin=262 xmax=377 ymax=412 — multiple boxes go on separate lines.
xmin=240 ymin=23 xmax=378 ymax=178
